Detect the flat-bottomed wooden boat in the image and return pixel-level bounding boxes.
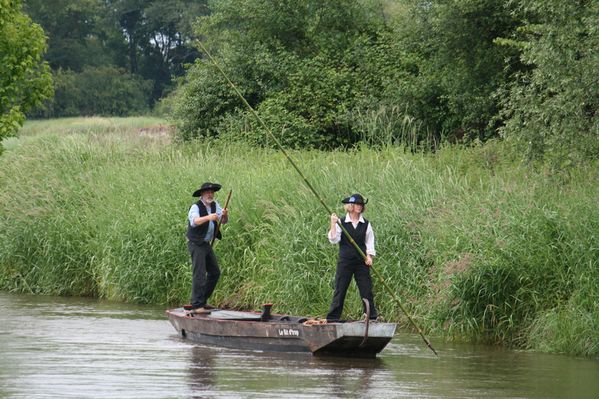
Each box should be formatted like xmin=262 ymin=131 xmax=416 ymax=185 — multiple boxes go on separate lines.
xmin=166 ymin=307 xmax=396 ymax=358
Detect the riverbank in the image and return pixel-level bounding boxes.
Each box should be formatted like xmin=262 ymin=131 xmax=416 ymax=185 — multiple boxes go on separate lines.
xmin=1 ymin=117 xmax=597 ymax=357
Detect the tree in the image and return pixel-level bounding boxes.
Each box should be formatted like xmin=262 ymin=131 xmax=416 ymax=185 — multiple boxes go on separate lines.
xmin=499 ymin=0 xmax=599 ymax=166
xmin=173 ymin=0 xmax=393 ymax=147
xmin=41 ymin=66 xmax=152 ymax=117
xmin=24 ymin=0 xmax=207 ymax=109
xmin=172 ymin=0 xmax=527 ymax=149
xmin=107 ymin=0 xmax=207 ymax=101
xmin=0 ymin=0 xmax=53 ymax=153
xmin=138 ymin=1 xmax=206 ymax=100
xmin=389 ymin=0 xmax=521 ymax=143
xmin=23 ymin=0 xmax=110 ymax=71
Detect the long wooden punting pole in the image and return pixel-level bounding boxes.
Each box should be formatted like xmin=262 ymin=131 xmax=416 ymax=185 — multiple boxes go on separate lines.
xmin=196 ymin=40 xmax=438 ymax=357
xmin=211 ymin=189 xmax=232 ymax=247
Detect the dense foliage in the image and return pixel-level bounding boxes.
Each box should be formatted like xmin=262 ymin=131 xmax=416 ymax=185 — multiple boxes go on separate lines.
xmin=391 ymin=0 xmax=521 ymax=143
xmin=23 ymin=0 xmax=207 ymax=114
xmin=37 ymin=66 xmax=153 ymax=117
xmin=498 ymin=0 xmax=599 ymax=167
xmin=173 ymin=0 xmax=412 ymax=148
xmin=172 ymin=0 xmax=598 ymax=165
xmin=0 ymin=0 xmax=52 ymax=153
xmin=1 ymin=118 xmax=597 ymax=356
xmin=174 ymin=0 xmax=392 ymax=148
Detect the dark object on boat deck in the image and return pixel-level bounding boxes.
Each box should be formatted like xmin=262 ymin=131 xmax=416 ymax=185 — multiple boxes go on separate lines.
xmin=166 ymin=304 xmax=396 ymax=358
xmin=261 ymin=303 xmax=273 ymax=321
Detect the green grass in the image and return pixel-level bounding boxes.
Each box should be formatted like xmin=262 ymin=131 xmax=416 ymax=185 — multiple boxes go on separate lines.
xmin=18 ymin=116 xmax=169 ymax=136
xmin=1 ymin=117 xmax=598 ymax=357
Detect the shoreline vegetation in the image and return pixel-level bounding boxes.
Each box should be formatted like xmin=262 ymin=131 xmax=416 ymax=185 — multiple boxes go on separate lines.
xmin=1 ymin=117 xmax=597 ymax=357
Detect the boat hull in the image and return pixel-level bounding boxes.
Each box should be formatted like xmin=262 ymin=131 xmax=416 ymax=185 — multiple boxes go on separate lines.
xmin=166 ymin=308 xmax=396 ymax=358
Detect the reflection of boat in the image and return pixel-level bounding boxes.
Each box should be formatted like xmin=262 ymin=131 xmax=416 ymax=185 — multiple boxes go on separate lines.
xmin=166 ymin=306 xmax=397 ymax=358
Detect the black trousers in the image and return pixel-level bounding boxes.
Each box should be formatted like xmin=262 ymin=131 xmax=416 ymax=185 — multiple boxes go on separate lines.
xmin=188 ymin=241 xmax=221 ymax=308
xmin=326 ymin=257 xmax=377 ymax=321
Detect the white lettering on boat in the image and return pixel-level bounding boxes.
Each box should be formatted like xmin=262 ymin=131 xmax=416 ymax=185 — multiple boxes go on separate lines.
xmin=277 ymin=328 xmax=300 ymax=337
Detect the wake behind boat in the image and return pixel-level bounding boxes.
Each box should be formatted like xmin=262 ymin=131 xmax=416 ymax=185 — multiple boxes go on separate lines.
xmin=166 ymin=305 xmax=396 ymax=358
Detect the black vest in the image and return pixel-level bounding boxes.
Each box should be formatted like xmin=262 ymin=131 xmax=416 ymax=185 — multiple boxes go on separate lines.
xmin=186 ymin=201 xmax=222 ymax=244
xmin=339 ymin=217 xmax=369 ymax=260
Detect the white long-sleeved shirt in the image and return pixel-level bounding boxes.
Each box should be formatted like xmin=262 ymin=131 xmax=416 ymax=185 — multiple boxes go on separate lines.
xmin=327 ymin=214 xmax=376 ymax=256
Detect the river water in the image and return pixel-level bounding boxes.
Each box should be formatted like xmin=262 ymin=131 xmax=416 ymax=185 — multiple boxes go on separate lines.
xmin=0 ymin=292 xmax=597 ymax=398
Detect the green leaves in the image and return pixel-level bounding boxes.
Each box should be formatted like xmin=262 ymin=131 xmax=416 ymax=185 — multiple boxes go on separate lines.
xmin=0 ymin=0 xmax=53 ymax=149
xmin=499 ymin=0 xmax=599 ymax=167
xmin=175 ymin=0 xmax=397 ymax=147
xmin=42 ymin=66 xmax=153 ymax=117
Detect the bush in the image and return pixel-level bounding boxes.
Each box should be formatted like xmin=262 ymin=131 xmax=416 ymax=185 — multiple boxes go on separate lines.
xmin=498 ymin=0 xmax=599 ymax=167
xmin=172 ymin=0 xmax=394 ymax=148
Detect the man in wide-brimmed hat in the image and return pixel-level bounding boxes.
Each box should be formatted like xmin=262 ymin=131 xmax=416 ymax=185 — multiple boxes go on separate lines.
xmin=326 ymin=193 xmax=378 ymax=321
xmin=186 ymin=182 xmax=229 ymax=314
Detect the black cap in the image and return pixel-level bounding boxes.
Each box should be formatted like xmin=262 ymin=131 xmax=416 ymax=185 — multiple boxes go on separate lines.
xmin=341 ymin=193 xmax=368 ymax=205
xmin=192 ymin=182 xmax=222 ymax=197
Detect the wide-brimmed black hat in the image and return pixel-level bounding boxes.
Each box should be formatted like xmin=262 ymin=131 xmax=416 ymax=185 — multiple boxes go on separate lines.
xmin=192 ymin=182 xmax=222 ymax=197
xmin=341 ymin=193 xmax=368 ymax=205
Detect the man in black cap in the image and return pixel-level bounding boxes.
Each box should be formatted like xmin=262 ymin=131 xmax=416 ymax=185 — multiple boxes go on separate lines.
xmin=186 ymin=182 xmax=229 ymax=313
xmin=326 ymin=193 xmax=378 ymax=321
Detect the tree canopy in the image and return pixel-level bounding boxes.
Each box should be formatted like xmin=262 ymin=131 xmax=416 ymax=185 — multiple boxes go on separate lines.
xmin=174 ymin=0 xmax=395 ymax=148
xmin=498 ymin=0 xmax=599 ymax=167
xmin=23 ymin=0 xmax=207 ymax=116
xmin=0 ymin=0 xmax=53 ymax=153
xmin=170 ymin=0 xmax=598 ymax=164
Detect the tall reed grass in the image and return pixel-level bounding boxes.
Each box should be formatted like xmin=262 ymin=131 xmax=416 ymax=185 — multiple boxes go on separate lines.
xmin=1 ymin=117 xmax=597 ymax=356
xmin=352 ymin=105 xmax=438 ymax=151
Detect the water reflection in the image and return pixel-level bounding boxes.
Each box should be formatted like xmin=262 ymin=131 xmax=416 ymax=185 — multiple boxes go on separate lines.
xmin=320 ymin=357 xmax=381 ymax=398
xmin=1 ymin=292 xmax=598 ymax=399
xmin=189 ymin=346 xmax=218 ymax=398
xmin=185 ymin=344 xmax=388 ymax=398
